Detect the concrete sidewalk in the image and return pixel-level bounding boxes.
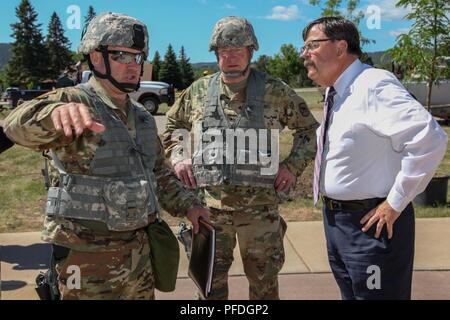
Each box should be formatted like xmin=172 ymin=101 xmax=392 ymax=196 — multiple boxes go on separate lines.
xmin=1 ymin=218 xmax=450 ymax=300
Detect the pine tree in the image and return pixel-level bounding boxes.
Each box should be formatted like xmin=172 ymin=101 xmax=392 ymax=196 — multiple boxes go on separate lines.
xmin=84 ymin=6 xmax=96 ymax=25
xmin=178 ymin=46 xmax=195 ymax=89
xmin=159 ymin=44 xmax=182 ymax=88
xmin=152 ymin=51 xmax=161 ymax=81
xmin=5 ymin=0 xmax=50 ymax=87
xmin=46 ymin=12 xmax=72 ymax=79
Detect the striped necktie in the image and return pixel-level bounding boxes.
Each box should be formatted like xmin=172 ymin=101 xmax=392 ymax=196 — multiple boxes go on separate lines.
xmin=313 ymin=86 xmax=337 ymax=206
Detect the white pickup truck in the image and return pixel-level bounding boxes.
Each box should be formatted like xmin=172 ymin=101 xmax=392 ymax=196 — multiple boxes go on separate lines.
xmin=81 ymin=70 xmax=175 ymax=114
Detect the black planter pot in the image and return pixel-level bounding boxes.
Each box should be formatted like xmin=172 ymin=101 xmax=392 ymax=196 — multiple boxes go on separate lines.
xmin=413 ymin=175 xmax=449 ymax=207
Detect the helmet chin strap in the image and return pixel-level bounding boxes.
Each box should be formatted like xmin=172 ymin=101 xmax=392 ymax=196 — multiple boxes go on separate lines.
xmin=222 ymin=63 xmax=250 ymax=79
xmin=87 ymin=48 xmax=141 ymax=93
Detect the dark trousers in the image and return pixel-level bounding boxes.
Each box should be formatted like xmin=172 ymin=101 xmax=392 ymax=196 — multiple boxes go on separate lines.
xmin=323 ymin=202 xmax=415 ymax=300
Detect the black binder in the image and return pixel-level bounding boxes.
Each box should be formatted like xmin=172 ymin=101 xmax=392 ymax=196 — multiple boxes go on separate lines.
xmin=188 ymin=219 xmax=216 ymax=299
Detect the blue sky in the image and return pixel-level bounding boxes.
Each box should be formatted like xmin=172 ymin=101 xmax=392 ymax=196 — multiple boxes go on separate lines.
xmin=0 ymin=0 xmax=413 ymax=62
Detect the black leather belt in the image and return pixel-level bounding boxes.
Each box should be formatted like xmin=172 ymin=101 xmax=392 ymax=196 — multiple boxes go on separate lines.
xmin=322 ymin=196 xmax=385 ymax=213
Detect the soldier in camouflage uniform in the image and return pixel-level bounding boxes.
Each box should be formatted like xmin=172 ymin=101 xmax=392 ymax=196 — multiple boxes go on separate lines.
xmin=163 ymin=16 xmax=319 ymax=300
xmin=4 ymin=12 xmax=209 ymax=300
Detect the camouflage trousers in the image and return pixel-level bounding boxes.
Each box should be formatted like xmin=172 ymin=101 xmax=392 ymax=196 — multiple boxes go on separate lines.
xmin=204 ymin=205 xmax=286 ymax=300
xmin=55 ymin=229 xmax=154 ymax=300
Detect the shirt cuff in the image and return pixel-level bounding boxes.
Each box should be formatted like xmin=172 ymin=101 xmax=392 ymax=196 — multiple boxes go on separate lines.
xmin=36 ymin=103 xmax=66 ymax=131
xmin=387 ymin=187 xmax=410 ymax=213
xmin=180 ymin=197 xmax=204 ymax=217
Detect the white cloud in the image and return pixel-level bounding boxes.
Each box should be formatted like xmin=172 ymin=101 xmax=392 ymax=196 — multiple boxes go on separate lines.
xmin=222 ymin=3 xmax=236 ymax=10
xmin=264 ymin=5 xmax=301 ymax=21
xmin=389 ymin=28 xmax=409 ymax=37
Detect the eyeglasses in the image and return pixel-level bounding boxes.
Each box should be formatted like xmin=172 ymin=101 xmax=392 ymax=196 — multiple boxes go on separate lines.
xmin=107 ymin=50 xmax=146 ymax=65
xmin=300 ymin=38 xmax=334 ymax=54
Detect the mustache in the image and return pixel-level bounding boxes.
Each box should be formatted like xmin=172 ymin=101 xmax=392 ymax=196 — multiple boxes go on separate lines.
xmin=304 ymin=60 xmax=315 ymax=68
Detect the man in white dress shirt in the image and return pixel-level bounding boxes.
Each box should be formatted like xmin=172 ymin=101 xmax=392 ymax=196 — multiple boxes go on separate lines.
xmin=302 ymin=16 xmax=448 ymax=300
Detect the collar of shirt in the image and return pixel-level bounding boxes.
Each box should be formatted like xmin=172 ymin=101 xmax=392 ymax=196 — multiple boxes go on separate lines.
xmin=88 ymin=76 xmax=131 ymax=116
xmin=332 ymin=59 xmax=364 ymax=98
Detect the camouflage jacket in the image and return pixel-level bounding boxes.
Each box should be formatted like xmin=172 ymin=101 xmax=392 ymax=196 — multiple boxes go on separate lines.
xmin=163 ymin=70 xmax=319 ymax=210
xmin=4 ymin=77 xmax=201 ymax=251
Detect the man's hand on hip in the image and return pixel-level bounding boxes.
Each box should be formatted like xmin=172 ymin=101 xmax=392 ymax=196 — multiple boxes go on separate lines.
xmin=51 ymin=103 xmax=105 ymax=137
xmin=360 ymin=200 xmax=401 ymax=239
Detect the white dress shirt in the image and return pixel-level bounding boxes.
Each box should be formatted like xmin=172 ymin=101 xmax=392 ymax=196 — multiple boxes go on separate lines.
xmin=319 ymin=59 xmax=448 ymax=212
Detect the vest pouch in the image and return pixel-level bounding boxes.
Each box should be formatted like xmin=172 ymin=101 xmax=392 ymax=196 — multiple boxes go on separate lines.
xmin=45 ymin=183 xmax=108 ymax=223
xmin=46 ymin=187 xmax=62 ymax=216
xmin=102 ymin=178 xmax=150 ymax=232
xmin=146 ymin=219 xmax=180 ymax=292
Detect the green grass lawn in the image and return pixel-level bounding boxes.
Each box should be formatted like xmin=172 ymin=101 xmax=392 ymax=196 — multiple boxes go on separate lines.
xmin=0 ymin=145 xmax=46 ymax=232
xmin=156 ymin=103 xmax=170 ymax=115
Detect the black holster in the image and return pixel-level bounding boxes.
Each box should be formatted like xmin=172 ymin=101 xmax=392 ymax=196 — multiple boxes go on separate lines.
xmin=35 ymin=245 xmax=70 ymax=300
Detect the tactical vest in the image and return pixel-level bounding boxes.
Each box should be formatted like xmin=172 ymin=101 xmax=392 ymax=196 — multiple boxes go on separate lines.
xmin=192 ymin=69 xmax=277 ymax=188
xmin=45 ymin=83 xmax=160 ymax=232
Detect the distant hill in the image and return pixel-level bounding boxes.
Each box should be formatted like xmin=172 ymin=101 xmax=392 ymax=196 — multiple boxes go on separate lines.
xmin=0 ymin=43 xmax=12 ymax=70
xmin=192 ymin=62 xmax=218 ymax=70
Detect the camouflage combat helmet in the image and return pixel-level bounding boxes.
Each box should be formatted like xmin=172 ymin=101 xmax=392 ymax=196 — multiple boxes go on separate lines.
xmin=209 ymin=16 xmax=259 ymax=52
xmin=78 ymin=12 xmax=149 ymax=58
xmin=78 ymin=12 xmax=148 ymax=93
